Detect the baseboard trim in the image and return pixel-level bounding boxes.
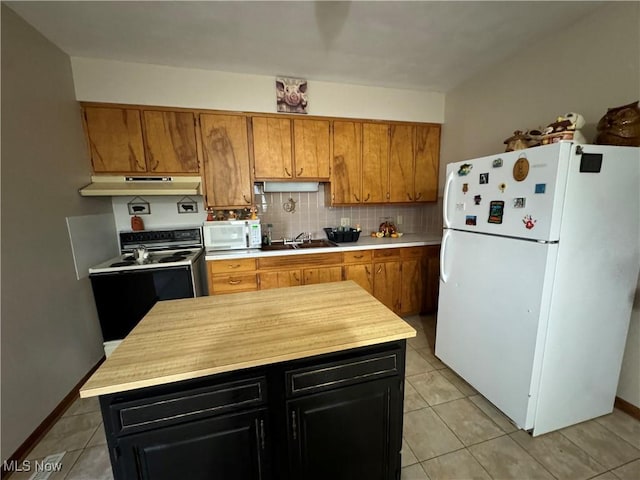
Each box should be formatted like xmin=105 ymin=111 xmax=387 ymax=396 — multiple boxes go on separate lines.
xmin=614 ymin=396 xmax=640 ymax=421
xmin=1 ymin=357 xmax=105 ymax=479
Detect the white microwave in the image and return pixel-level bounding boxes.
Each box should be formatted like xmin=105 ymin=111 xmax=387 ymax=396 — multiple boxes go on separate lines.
xmin=203 ymin=220 xmax=262 ymax=250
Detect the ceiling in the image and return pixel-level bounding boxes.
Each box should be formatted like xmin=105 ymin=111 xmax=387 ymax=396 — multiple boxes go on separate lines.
xmin=6 ymin=1 xmax=605 ymax=93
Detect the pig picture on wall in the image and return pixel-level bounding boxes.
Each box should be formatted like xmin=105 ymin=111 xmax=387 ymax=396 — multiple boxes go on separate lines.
xmin=276 ymin=76 xmax=308 ymax=114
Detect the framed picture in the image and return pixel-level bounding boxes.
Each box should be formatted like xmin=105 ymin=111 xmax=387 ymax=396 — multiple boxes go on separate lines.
xmin=127 ymin=197 xmax=150 ymax=215
xmin=276 ymin=76 xmax=308 ymax=114
xmin=177 ymin=197 xmax=198 ymax=214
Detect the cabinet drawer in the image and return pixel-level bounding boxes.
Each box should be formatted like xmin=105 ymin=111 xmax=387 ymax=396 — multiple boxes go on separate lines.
xmin=400 ymin=246 xmax=427 ymax=259
xmin=373 ymin=248 xmax=401 ymax=260
xmin=210 ymin=273 xmax=258 ymax=294
xmin=109 ymin=377 xmax=266 ymax=436
xmin=343 ymin=250 xmax=372 ymax=264
xmin=285 ymin=350 xmax=400 ymax=397
xmin=258 ymin=252 xmax=343 ymax=270
xmin=208 ymin=258 xmax=257 ymax=274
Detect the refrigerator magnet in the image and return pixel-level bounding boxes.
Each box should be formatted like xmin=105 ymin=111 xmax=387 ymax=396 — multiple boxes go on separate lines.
xmin=479 ymin=173 xmax=489 ymax=184
xmin=513 ymin=157 xmax=530 ymax=181
xmin=465 ymin=215 xmax=477 ymax=226
xmin=492 ymin=158 xmax=503 ymax=168
xmin=488 ymin=200 xmax=505 ymax=224
xmin=513 ymin=197 xmax=526 ymax=208
xmin=458 ymin=164 xmax=473 ymax=176
xmin=474 ymin=194 xmax=482 ymax=205
xmin=535 ymin=183 xmax=546 ymax=194
xmin=498 ymin=182 xmax=507 ymax=193
xmin=523 ymin=214 xmax=537 ymax=229
xmin=462 ymin=183 xmax=469 ymax=194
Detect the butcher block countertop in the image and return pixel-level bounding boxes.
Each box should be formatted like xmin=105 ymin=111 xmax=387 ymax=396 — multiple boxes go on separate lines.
xmin=80 ymin=281 xmax=416 ymax=398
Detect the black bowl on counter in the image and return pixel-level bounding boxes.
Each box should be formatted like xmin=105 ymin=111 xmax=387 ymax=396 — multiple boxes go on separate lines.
xmin=323 ymin=227 xmax=361 ymax=243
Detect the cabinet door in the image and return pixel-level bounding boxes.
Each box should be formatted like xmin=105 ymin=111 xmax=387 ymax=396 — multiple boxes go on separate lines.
xmin=84 ymin=106 xmax=146 ymax=173
xmin=399 ymin=258 xmax=424 ymax=315
xmin=389 ymin=124 xmax=415 ymax=202
xmin=143 ymin=110 xmax=199 ymax=173
xmin=373 ymin=261 xmax=402 ymax=312
xmin=259 ymin=270 xmax=302 ymax=290
xmin=293 ymin=119 xmax=330 ymax=179
xmin=252 ymin=117 xmax=293 ymax=179
xmin=414 ymin=125 xmax=440 ymax=202
xmin=118 ymin=409 xmax=269 ymax=480
xmin=200 ymin=114 xmax=253 ymax=208
xmin=423 ymin=246 xmax=441 ymax=313
xmin=303 ymin=266 xmax=342 ymax=285
xmin=287 ymin=377 xmax=401 ymax=480
xmin=344 ymin=264 xmax=373 ymax=294
xmin=362 ymin=123 xmax=390 ymax=203
xmin=331 ymin=121 xmax=362 ymax=204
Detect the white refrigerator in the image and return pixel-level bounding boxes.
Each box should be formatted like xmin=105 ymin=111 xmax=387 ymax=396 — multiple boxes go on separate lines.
xmin=435 ymin=141 xmax=639 ymax=436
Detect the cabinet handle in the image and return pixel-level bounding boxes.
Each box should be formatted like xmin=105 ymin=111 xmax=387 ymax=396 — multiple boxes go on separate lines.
xmin=354 ymin=254 xmax=364 ymax=259
xmin=386 ymin=192 xmax=390 ymax=199
xmin=259 ymin=419 xmax=266 ymax=450
xmin=293 ymin=273 xmax=299 ymax=283
xmin=364 ymin=193 xmax=371 ymax=202
xmin=353 ymin=193 xmax=360 ymax=202
xmin=243 ymin=194 xmax=251 ymax=204
xmin=228 ymin=279 xmax=241 ymax=285
xmin=365 ymin=266 xmax=371 ymax=275
xmin=285 ymin=167 xmax=292 ymax=177
xmin=291 ymin=411 xmax=297 ymax=440
xmin=228 ymin=264 xmax=241 ymax=269
xmin=415 ymin=192 xmax=422 ymax=200
xmin=376 ymin=266 xmax=383 ymax=274
xmin=297 ymin=167 xmax=304 ymax=176
xmin=407 ymin=193 xmax=413 ymax=201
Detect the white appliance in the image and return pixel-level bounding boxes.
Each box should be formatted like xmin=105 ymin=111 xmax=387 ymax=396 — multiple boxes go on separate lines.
xmin=89 ymin=227 xmax=206 ymax=357
xmin=436 ymin=142 xmax=639 ymax=436
xmin=203 ymin=220 xmax=262 ymax=250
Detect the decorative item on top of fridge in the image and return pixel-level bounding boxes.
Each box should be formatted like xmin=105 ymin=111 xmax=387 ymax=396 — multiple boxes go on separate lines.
xmin=595 ymin=100 xmax=640 ymax=146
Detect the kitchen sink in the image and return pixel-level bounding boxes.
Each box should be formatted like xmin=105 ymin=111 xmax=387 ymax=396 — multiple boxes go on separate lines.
xmin=261 ymin=239 xmax=339 ymax=251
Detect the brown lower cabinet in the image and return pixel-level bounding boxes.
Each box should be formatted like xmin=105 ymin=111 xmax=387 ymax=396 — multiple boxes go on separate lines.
xmin=100 ymin=341 xmax=406 ymax=480
xmin=207 ymin=245 xmax=440 ymax=315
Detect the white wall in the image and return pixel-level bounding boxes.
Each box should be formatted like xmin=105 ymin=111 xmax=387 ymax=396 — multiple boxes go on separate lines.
xmin=71 ymin=57 xmax=445 ymax=123
xmin=1 ymin=6 xmax=111 ymax=461
xmin=442 ymin=2 xmax=640 ymax=407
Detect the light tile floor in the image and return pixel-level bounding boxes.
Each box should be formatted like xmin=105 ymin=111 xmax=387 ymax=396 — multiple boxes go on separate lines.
xmin=8 ymin=314 xmax=640 ymax=480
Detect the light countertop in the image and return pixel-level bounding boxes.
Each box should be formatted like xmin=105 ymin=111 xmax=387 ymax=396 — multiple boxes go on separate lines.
xmin=80 ymin=281 xmax=417 ymax=398
xmin=205 ymin=232 xmax=442 ymax=260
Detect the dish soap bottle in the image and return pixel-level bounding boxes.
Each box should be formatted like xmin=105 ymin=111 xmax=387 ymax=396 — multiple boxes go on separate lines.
xmin=267 ymin=224 xmax=273 ymax=245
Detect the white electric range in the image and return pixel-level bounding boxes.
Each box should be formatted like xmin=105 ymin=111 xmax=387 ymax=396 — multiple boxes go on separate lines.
xmin=88 ymin=227 xmax=206 ymax=357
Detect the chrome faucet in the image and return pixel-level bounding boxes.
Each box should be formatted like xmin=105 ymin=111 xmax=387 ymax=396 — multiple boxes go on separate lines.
xmin=294 ymin=232 xmax=306 ymax=241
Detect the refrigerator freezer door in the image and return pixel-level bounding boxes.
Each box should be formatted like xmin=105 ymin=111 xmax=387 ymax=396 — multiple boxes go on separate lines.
xmin=444 ymin=143 xmax=572 ymax=241
xmin=436 ymin=230 xmax=558 ymax=429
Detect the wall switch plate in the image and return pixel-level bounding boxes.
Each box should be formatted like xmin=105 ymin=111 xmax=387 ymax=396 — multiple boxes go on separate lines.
xmin=340 ymin=217 xmax=350 ymax=227
xmin=396 ymin=215 xmax=403 ymax=225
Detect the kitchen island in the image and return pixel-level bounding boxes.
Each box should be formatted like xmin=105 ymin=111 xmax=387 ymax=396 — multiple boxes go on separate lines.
xmin=81 ymin=281 xmax=416 ymax=480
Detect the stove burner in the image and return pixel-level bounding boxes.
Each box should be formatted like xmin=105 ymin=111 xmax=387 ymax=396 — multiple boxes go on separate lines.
xmin=110 ymin=260 xmax=135 ymax=267
xmin=158 ymin=255 xmax=186 ymax=263
xmin=173 ymin=251 xmax=193 ymax=256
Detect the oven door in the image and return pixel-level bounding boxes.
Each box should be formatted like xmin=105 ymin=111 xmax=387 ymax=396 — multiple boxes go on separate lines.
xmin=90 ymin=265 xmax=195 ymax=342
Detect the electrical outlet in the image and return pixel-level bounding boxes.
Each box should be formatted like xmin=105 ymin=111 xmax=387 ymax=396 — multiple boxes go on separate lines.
xmin=396 ymin=215 xmax=403 ymax=225
xmin=340 ymin=217 xmax=350 ymax=227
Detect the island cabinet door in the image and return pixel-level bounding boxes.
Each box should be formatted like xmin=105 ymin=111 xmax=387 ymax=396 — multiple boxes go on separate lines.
xmin=116 ymin=408 xmax=271 ymax=480
xmin=286 ymin=377 xmax=401 ymax=480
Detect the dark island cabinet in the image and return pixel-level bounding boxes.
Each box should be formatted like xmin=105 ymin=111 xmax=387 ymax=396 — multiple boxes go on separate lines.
xmin=98 ymin=341 xmax=406 ymax=480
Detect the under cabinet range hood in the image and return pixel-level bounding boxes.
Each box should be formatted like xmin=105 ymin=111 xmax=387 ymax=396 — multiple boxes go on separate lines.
xmin=79 ymin=176 xmax=202 ymax=197
xmin=262 ymin=181 xmax=319 ymax=193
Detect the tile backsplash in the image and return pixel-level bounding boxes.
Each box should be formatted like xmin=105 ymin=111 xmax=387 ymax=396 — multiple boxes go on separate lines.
xmin=112 ymin=184 xmax=443 ymax=239
xmin=256 ymin=184 xmax=443 ymax=240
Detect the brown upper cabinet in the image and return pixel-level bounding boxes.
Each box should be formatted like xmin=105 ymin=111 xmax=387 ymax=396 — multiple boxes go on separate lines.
xmin=199 ymin=113 xmax=253 ymax=208
xmin=82 ymin=105 xmax=199 ymax=175
xmin=330 ymin=120 xmax=440 ymax=205
xmin=252 ymin=116 xmax=330 ymax=180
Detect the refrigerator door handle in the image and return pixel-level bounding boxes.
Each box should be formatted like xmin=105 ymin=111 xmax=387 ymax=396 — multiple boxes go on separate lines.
xmin=443 ymin=170 xmax=455 ymax=228
xmin=440 ymin=229 xmax=451 ymax=283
